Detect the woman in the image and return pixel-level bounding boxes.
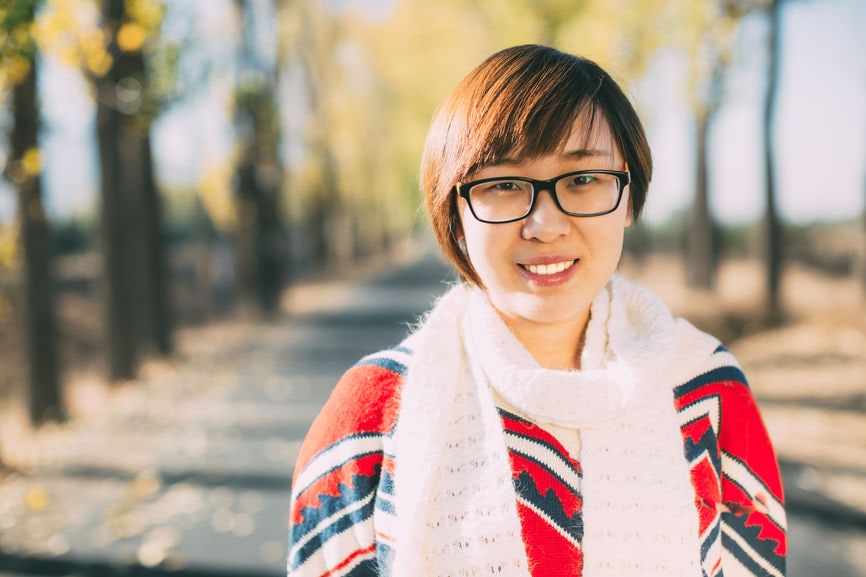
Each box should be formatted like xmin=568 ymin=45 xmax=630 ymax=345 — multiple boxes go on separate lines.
xmin=287 ymin=45 xmax=786 ymax=577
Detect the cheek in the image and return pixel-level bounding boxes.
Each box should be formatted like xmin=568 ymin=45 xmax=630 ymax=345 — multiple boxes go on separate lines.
xmin=579 ymin=213 xmax=628 ymax=255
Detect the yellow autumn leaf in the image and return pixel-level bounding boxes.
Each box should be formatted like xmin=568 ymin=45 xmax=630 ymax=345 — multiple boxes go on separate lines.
xmin=127 ymin=0 xmax=163 ymax=30
xmin=8 ymin=56 xmax=32 ymax=85
xmin=81 ymin=28 xmax=106 ymax=56
xmin=86 ymin=49 xmax=113 ymax=77
xmin=117 ymin=22 xmax=146 ymax=52
xmin=199 ymin=162 xmax=238 ymax=233
xmin=21 ymin=147 xmax=41 ymax=176
xmin=25 ymin=486 xmax=50 ymax=512
xmin=12 ymin=28 xmax=31 ymax=50
xmin=0 ymin=222 xmax=19 ymax=269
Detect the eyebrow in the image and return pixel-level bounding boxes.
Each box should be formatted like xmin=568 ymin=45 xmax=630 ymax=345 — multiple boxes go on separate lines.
xmin=488 ymin=148 xmax=613 ymax=166
xmin=563 ymin=149 xmax=613 ymax=160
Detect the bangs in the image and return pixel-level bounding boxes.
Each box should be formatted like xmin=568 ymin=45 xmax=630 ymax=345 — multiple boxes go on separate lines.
xmin=457 ymin=54 xmax=606 ymax=177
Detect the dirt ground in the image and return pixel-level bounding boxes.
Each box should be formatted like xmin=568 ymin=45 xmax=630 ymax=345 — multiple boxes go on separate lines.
xmin=2 ymin=253 xmax=865 ymax=479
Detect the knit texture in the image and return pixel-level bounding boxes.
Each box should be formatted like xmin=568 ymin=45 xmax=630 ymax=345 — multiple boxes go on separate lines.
xmin=287 ymin=278 xmax=787 ymax=577
xmin=391 ymin=277 xmax=704 ymax=576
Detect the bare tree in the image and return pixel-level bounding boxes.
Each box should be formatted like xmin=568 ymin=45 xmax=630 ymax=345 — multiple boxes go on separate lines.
xmin=860 ymin=130 xmax=866 ymax=301
xmin=96 ymin=0 xmax=172 ymax=380
xmin=5 ymin=0 xmax=64 ymax=423
xmin=687 ymin=103 xmax=719 ymax=289
xmin=233 ymin=0 xmax=286 ymax=314
xmin=294 ymin=2 xmax=346 ymax=269
xmin=763 ymin=0 xmax=783 ymax=319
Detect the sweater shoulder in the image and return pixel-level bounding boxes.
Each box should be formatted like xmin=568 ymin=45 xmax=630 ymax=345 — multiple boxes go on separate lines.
xmin=672 ymin=318 xmax=747 ymax=397
xmin=292 ymin=345 xmax=411 ymax=478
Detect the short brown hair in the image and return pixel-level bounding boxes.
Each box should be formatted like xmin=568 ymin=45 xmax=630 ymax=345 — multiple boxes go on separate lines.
xmin=420 ymin=44 xmax=652 ymax=285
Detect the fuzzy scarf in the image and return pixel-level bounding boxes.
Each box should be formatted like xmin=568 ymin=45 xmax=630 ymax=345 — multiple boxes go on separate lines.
xmin=392 ymin=275 xmax=710 ymax=576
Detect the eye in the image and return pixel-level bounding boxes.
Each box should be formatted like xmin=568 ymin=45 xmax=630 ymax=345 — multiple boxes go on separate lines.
xmin=490 ymin=181 xmax=522 ymax=191
xmin=475 ymin=180 xmax=529 ymax=194
xmin=569 ymin=174 xmax=597 ymax=186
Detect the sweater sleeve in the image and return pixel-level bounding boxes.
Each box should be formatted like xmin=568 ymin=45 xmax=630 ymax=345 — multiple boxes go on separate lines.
xmin=675 ymin=341 xmax=787 ymax=577
xmin=715 ymin=353 xmax=787 ymax=577
xmin=287 ymin=348 xmax=407 ymax=576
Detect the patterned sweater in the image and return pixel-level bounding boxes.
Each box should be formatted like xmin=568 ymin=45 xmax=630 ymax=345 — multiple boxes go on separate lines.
xmin=288 ymin=345 xmax=786 ymax=577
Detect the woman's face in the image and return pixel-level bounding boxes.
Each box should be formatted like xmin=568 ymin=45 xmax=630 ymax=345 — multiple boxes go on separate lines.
xmin=458 ymin=114 xmax=631 ymax=341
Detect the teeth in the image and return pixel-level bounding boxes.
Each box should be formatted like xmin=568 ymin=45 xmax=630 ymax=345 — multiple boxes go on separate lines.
xmin=524 ymin=260 xmax=575 ymax=275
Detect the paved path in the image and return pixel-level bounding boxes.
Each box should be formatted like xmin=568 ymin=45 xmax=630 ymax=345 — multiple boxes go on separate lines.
xmin=0 ymin=250 xmax=864 ymax=576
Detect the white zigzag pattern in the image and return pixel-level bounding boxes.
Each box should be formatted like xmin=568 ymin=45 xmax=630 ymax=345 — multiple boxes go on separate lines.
xmin=289 ymin=481 xmax=377 ymax=564
xmin=503 ymin=430 xmax=582 ymax=495
xmin=292 ymin=434 xmax=383 ymax=501
xmin=721 ymin=521 xmax=785 ymax=577
xmin=722 ymin=452 xmax=787 ymax=529
xmin=678 ymin=395 xmax=721 ymax=437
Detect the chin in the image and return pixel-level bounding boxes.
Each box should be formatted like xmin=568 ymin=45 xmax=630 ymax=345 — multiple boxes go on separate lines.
xmin=508 ymin=295 xmax=587 ymax=326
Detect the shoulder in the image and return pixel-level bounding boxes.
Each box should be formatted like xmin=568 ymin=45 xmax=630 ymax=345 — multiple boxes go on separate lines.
xmin=671 ymin=321 xmax=780 ymax=479
xmin=671 ymin=319 xmax=759 ymax=430
xmin=292 ymin=344 xmax=412 ymax=478
xmin=672 ymin=319 xmax=748 ymax=400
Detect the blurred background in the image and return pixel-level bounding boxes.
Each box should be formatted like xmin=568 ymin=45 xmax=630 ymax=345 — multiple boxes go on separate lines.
xmin=0 ymin=0 xmax=864 ymax=575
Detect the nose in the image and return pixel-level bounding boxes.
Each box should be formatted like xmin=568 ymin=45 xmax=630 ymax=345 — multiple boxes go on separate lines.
xmin=521 ymin=188 xmax=571 ymax=242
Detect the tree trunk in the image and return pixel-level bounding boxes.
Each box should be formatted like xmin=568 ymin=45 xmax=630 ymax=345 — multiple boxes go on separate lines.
xmin=857 ymin=147 xmax=866 ymax=302
xmin=234 ymin=0 xmax=286 ymax=315
xmin=763 ymin=0 xmax=783 ymax=319
xmin=97 ymin=0 xmax=172 ymax=379
xmin=11 ymin=22 xmax=64 ymax=424
xmin=686 ymin=106 xmax=717 ymax=289
xmin=97 ymin=75 xmax=137 ymax=380
xmin=140 ymin=133 xmax=172 ymax=354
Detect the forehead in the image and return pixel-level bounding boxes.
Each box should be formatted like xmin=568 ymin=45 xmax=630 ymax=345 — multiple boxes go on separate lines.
xmin=559 ymin=111 xmax=617 ymax=156
xmin=502 ymin=109 xmax=619 ymax=165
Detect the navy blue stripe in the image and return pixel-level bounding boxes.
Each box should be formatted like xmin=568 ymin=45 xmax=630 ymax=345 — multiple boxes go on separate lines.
xmin=375 ymin=542 xmax=395 ymax=577
xmin=498 ymin=408 xmax=583 ymax=543
xmin=514 ymin=469 xmax=583 ymax=543
xmin=294 ymin=450 xmax=379 ymax=515
xmin=722 ymin=517 xmax=786 ymax=576
xmin=345 ymin=558 xmax=379 ymax=577
xmin=700 ymin=520 xmax=720 ymax=570
xmin=376 ymin=496 xmax=395 ymax=515
xmin=684 ymin=426 xmax=722 ymax=478
xmin=499 ymin=408 xmax=583 ymax=483
xmin=378 ymin=466 xmax=395 ymax=496
xmin=291 ymin=469 xmax=379 ymax=567
xmin=498 ymin=407 xmax=534 ymax=426
xmin=354 ymin=356 xmax=407 ymax=376
xmin=506 ymin=441 xmax=583 ymax=495
xmin=674 ymin=365 xmax=749 ymax=399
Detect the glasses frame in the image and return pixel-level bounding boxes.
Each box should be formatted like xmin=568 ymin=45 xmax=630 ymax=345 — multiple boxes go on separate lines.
xmin=455 ymin=169 xmax=631 ymax=224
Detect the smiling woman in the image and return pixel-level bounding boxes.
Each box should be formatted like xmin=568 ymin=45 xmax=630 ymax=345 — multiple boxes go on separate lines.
xmin=287 ymin=45 xmax=787 ymax=577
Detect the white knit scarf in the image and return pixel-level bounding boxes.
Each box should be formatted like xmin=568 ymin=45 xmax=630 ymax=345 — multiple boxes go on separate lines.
xmin=392 ymin=275 xmax=705 ymax=577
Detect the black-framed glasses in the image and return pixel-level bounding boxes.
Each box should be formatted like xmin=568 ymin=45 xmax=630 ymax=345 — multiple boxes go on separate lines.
xmin=455 ymin=169 xmax=630 ymax=224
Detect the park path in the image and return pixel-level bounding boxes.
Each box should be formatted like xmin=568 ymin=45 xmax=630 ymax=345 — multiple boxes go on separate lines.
xmin=1 ymin=248 xmax=864 ymax=576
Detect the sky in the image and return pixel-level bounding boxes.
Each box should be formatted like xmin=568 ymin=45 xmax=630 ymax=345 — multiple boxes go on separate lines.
xmin=0 ymin=0 xmax=864 ymax=227
xmin=640 ymin=0 xmax=866 ymax=225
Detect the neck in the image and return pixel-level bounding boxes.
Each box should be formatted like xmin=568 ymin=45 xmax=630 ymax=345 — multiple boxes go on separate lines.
xmin=499 ymin=310 xmax=590 ymax=371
